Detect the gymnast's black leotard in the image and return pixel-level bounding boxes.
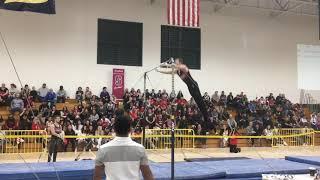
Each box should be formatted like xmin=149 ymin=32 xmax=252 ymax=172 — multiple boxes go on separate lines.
xmin=178 ymin=70 xmax=209 ymax=123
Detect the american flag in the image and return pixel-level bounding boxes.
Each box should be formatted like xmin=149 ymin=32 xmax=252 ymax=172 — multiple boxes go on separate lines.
xmin=167 ymin=0 xmax=200 ymax=27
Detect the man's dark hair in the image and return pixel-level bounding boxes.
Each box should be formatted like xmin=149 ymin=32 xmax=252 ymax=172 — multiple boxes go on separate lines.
xmin=115 ymin=109 xmax=125 ymax=117
xmin=114 ymin=115 xmax=132 ymax=136
xmin=177 ymin=57 xmax=184 ymax=64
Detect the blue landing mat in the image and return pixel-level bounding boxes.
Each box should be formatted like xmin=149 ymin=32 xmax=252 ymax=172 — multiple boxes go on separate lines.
xmin=150 ymin=162 xmax=226 ymax=180
xmin=0 ymin=158 xmax=319 ymax=180
xmin=184 ymin=157 xmax=250 ymax=162
xmin=0 ymin=161 xmax=226 ymax=180
xmin=286 ymin=156 xmax=320 ymax=166
xmin=191 ymin=159 xmax=320 ymax=178
xmin=0 ymin=161 xmax=95 ymax=180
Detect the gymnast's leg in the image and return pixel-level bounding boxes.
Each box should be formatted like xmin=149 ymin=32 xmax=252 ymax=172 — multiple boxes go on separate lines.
xmin=187 ymin=82 xmax=209 ymax=122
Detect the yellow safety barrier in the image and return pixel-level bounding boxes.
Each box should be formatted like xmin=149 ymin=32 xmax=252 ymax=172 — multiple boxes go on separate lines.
xmin=0 ymin=130 xmax=47 ymax=154
xmin=144 ymin=129 xmax=194 ymax=150
xmin=0 ymin=128 xmax=318 ymax=154
xmin=271 ymin=128 xmax=314 ymax=147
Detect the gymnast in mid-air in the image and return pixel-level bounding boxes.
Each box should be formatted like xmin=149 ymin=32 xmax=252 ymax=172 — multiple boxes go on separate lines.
xmin=157 ymin=58 xmax=209 ymax=123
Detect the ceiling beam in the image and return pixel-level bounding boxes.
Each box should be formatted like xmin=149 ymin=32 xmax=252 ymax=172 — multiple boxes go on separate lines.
xmin=203 ymin=0 xmax=317 ymax=17
xmin=272 ymin=1 xmax=305 ymax=17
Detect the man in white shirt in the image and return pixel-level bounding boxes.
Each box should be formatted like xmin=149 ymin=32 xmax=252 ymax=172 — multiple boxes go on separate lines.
xmin=38 ymin=83 xmax=49 ymax=102
xmin=94 ymin=115 xmax=154 ymax=180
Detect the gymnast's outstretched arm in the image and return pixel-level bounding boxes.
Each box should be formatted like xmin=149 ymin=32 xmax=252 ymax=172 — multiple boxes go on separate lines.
xmin=156 ymin=64 xmax=177 ymax=74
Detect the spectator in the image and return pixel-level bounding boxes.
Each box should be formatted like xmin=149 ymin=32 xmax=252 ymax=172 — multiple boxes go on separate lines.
xmin=38 ymin=83 xmax=49 ymax=102
xmin=229 ymin=130 xmax=241 ymax=153
xmin=150 ymin=89 xmax=156 ymax=98
xmin=21 ymin=84 xmax=30 ymax=99
xmin=57 ymin=86 xmax=67 ymax=103
xmin=75 ymin=87 xmax=84 ymax=102
xmin=219 ymin=124 xmax=229 ymax=147
xmin=95 ymin=125 xmax=106 ymax=148
xmin=19 ymin=112 xmax=31 ymax=130
xmin=29 ymin=86 xmax=38 ymax=101
xmin=253 ymin=123 xmax=263 ymax=146
xmin=161 ymin=89 xmax=167 ymax=97
xmin=45 ymin=89 xmax=57 ymax=106
xmin=100 ymin=87 xmax=110 ymax=103
xmin=263 ymin=124 xmax=273 ymax=144
xmin=145 ymin=108 xmax=156 ymax=128
xmin=311 ymin=113 xmax=317 ymax=130
xmin=246 ymin=121 xmax=255 ymax=146
xmin=169 ymin=89 xmax=176 ymax=98
xmin=299 ymin=115 xmax=308 ymax=127
xmin=0 ymin=83 xmax=9 ymax=105
xmin=89 ymin=109 xmax=99 ymax=122
xmin=39 ymin=101 xmax=49 ymax=117
xmin=64 ymin=124 xmax=76 ymax=152
xmin=211 ymin=91 xmax=219 ymax=104
xmin=85 ymin=87 xmax=93 ymax=101
xmin=0 ymin=116 xmax=4 ymax=129
xmin=31 ymin=117 xmax=41 ymax=131
xmin=227 ymin=92 xmax=234 ymax=107
xmin=60 ymin=106 xmax=69 ymax=119
xmin=5 ymin=114 xmax=17 ymax=130
xmin=227 ymin=114 xmax=237 ymax=133
xmin=177 ymin=90 xmax=183 ymax=99
xmin=10 ymin=93 xmax=24 ymax=113
xmin=203 ymin=92 xmax=210 ymax=103
xmin=9 ymin=83 xmax=19 ymax=99
xmin=50 ymin=106 xmax=60 ymax=117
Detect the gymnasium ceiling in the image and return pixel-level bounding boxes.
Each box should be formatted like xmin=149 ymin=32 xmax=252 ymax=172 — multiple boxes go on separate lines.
xmin=150 ymin=0 xmax=319 ymax=18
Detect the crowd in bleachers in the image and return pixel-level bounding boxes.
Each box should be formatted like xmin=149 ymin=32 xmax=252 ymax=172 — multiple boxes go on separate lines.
xmin=0 ymin=82 xmax=320 ymax=149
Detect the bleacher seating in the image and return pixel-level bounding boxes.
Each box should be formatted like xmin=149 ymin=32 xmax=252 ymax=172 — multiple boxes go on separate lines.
xmin=0 ymin=99 xmax=79 ymax=120
xmin=0 ymin=100 xmax=319 ymax=152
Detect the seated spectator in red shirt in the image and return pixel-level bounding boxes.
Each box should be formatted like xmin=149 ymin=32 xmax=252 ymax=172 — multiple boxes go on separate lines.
xmin=129 ymin=106 xmax=138 ymax=121
xmin=32 ymin=117 xmax=41 ymax=130
xmin=160 ymin=98 xmax=168 ymax=110
xmin=176 ymin=97 xmax=187 ymax=106
xmin=0 ymin=83 xmax=9 ymax=105
xmin=100 ymin=115 xmax=111 ymax=129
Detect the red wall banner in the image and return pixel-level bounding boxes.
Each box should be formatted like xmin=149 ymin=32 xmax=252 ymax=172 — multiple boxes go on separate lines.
xmin=112 ymin=68 xmax=125 ymax=99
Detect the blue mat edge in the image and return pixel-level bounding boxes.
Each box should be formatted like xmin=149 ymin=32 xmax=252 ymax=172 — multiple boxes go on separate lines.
xmin=285 ymin=156 xmax=320 ymax=166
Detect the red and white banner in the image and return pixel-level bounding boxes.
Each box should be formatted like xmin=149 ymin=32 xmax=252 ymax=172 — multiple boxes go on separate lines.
xmin=112 ymin=69 xmax=125 ymax=99
xmin=167 ymin=0 xmax=200 ymax=27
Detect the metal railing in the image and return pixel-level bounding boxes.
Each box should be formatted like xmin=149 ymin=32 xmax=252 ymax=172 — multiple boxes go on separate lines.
xmin=271 ymin=128 xmax=314 ymax=147
xmin=0 ymin=130 xmax=47 ymax=154
xmin=144 ymin=129 xmax=195 ymax=149
xmin=0 ymin=128 xmax=318 ymax=154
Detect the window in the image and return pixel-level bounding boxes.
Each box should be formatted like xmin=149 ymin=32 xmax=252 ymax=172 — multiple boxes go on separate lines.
xmin=97 ymin=19 xmax=143 ymax=66
xmin=161 ymin=25 xmax=201 ymax=69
